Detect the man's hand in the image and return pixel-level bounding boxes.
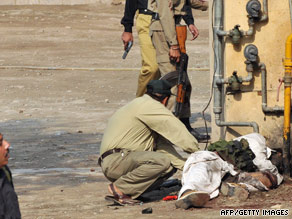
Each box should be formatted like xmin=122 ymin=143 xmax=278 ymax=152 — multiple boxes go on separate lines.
xmin=121 ymin=32 xmax=134 ymax=50
xmin=169 ymin=45 xmax=181 ymax=63
xmin=188 ymin=24 xmax=199 ymax=41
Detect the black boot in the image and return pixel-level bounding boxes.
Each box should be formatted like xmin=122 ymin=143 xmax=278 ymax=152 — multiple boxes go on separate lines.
xmin=180 ymin=118 xmax=210 ymax=143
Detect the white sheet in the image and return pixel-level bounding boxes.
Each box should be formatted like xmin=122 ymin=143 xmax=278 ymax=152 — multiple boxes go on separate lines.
xmin=178 ymin=151 xmax=237 ymax=199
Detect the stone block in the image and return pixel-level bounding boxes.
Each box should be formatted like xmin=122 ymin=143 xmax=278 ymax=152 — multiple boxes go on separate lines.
xmin=220 ymin=182 xmax=249 ymax=201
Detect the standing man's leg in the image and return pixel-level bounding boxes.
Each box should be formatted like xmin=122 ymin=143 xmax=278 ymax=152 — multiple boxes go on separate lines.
xmin=151 ymin=28 xmax=209 ymax=142
xmin=151 ymin=29 xmax=191 ymax=119
xmin=151 ymin=30 xmax=176 ymax=76
xmin=136 ymin=13 xmax=161 ymax=97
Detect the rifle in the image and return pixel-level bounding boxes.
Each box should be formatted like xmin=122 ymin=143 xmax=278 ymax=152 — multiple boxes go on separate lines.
xmin=174 ymin=25 xmax=188 ymax=117
xmin=122 ymin=41 xmax=133 ymax=59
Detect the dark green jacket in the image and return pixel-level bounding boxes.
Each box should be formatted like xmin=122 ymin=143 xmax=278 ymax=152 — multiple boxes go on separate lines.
xmin=0 ymin=166 xmax=21 ymax=219
xmin=207 ymin=139 xmax=257 ymax=172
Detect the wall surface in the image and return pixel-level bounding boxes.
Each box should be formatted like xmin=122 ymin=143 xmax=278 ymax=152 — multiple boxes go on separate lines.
xmin=211 ymin=0 xmax=291 ymax=147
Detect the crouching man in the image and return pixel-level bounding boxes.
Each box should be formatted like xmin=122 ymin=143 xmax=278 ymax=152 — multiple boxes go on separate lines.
xmin=0 ymin=134 xmax=21 ymax=218
xmin=99 ymin=80 xmax=200 ymax=205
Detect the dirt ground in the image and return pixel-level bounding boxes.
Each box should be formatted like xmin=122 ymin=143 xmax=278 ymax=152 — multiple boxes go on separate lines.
xmin=0 ymin=2 xmax=291 ymax=219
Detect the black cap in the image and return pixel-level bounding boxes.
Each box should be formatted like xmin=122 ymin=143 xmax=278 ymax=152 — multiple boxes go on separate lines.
xmin=146 ymin=80 xmax=172 ymax=96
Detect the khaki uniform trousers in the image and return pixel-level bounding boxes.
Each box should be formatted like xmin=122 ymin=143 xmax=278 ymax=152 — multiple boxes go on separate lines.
xmin=101 ymin=149 xmax=175 ymax=199
xmin=151 ymin=29 xmax=192 ymax=118
xmin=136 ymin=13 xmax=161 ymax=97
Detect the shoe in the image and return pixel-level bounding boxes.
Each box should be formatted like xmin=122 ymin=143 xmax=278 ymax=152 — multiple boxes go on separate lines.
xmin=189 ymin=128 xmax=210 ymax=143
xmin=179 ymin=118 xmax=210 ymax=142
xmin=175 ymin=190 xmax=210 ymax=209
xmin=107 ymin=183 xmax=141 ymax=206
xmin=105 ymin=195 xmax=141 ymax=206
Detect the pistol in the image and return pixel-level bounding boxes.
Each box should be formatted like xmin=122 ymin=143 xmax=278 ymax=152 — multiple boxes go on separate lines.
xmin=122 ymin=41 xmax=133 ymax=59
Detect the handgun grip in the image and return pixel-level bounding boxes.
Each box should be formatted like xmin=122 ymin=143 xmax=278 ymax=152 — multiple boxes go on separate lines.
xmin=122 ymin=51 xmax=128 ymax=59
xmin=122 ymin=41 xmax=133 ymax=59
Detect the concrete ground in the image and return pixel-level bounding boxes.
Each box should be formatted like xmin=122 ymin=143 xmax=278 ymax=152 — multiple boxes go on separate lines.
xmin=0 ymin=2 xmax=291 ymax=218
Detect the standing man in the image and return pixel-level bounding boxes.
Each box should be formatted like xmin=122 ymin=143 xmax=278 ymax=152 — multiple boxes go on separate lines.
xmin=121 ymin=0 xmax=209 ymax=142
xmin=148 ymin=0 xmax=209 ymax=141
xmin=121 ymin=0 xmax=201 ymax=97
xmin=0 ymin=134 xmax=21 ymax=218
xmin=99 ymin=80 xmax=199 ymax=205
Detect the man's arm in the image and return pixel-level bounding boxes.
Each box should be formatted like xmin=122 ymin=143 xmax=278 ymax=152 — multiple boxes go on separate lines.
xmin=182 ymin=3 xmax=194 ymax=27
xmin=156 ymin=0 xmax=178 ymax=47
xmin=121 ymin=0 xmax=137 ymax=49
xmin=156 ymin=0 xmax=181 ymax=62
xmin=182 ymin=4 xmax=199 ymax=40
xmin=137 ymin=100 xmax=199 ymax=153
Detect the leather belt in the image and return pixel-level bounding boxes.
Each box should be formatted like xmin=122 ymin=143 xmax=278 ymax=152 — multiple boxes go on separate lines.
xmin=98 ymin=148 xmax=122 ymax=166
xmin=174 ymin=15 xmax=182 ymax=25
xmin=152 ymin=12 xmax=159 ymax=20
xmin=139 ymin=9 xmax=154 ymax=15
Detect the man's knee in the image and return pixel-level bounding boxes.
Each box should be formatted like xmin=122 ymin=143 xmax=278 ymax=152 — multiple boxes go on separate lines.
xmin=150 ymin=154 xmax=172 ymax=173
xmin=160 ymin=155 xmax=172 ymax=167
xmin=158 ymin=62 xmax=176 ymax=76
xmin=140 ymin=65 xmax=159 ymax=77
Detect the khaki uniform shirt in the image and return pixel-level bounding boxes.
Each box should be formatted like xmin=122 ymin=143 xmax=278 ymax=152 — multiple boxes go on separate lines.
xmin=100 ymin=94 xmax=199 ymax=155
xmin=148 ymin=0 xmax=187 ymax=46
